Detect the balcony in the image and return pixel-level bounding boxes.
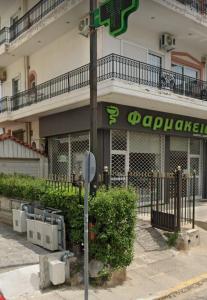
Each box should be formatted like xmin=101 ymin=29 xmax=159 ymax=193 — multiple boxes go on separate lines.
xmin=1 ymin=53 xmax=207 ymax=114
xmin=0 ymin=0 xmax=65 ymax=46
xmin=176 ymin=0 xmax=207 ymax=15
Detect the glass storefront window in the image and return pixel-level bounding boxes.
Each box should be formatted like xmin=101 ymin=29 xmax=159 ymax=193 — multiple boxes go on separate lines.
xmin=169 ymin=137 xmax=188 ymax=172
xmin=48 ymin=136 xmax=69 ymax=177
xmin=48 ymin=132 xmax=89 ymax=178
xmin=112 ymin=130 xmax=127 ymax=151
xmin=190 ymin=139 xmax=200 ymax=155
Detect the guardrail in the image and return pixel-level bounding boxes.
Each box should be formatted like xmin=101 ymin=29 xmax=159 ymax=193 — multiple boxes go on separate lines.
xmin=0 ymin=27 xmax=9 ymax=46
xmin=8 ymin=53 xmax=207 ymax=112
xmin=176 ymin=0 xmax=207 ymax=15
xmin=1 ymin=54 xmax=207 ymax=113
xmin=9 ymin=0 xmax=65 ymax=42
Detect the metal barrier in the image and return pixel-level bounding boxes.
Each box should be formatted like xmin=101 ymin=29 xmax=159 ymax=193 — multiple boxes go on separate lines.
xmin=102 ymin=167 xmax=196 ymax=232
xmin=8 ymin=53 xmax=207 ymax=112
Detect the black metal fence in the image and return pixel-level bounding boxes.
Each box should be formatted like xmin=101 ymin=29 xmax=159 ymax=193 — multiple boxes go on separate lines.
xmin=7 ymin=53 xmax=207 ymax=112
xmin=0 ymin=27 xmax=9 ymax=45
xmin=102 ymin=168 xmax=196 ymax=232
xmin=177 ymin=0 xmax=207 ymax=15
xmin=10 ymin=0 xmax=65 ymax=42
xmin=0 ymin=97 xmax=10 ymax=113
xmin=46 ymin=174 xmax=83 ymax=199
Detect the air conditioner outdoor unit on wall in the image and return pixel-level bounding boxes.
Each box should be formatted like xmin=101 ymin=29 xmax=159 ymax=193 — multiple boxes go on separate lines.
xmin=160 ymin=33 xmax=176 ymax=52
xmin=79 ymin=15 xmax=89 ymax=38
xmin=0 ymin=70 xmax=7 ymax=82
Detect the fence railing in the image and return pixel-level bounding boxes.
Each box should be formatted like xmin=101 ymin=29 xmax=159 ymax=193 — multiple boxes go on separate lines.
xmin=7 ymin=53 xmax=207 ymax=112
xmin=0 ymin=97 xmax=11 ymax=113
xmin=0 ymin=27 xmax=9 ymax=46
xmin=176 ymin=0 xmax=207 ymax=15
xmin=9 ymin=0 xmax=65 ymax=42
xmin=46 ymin=174 xmax=83 ymax=196
xmin=101 ymin=168 xmax=196 ymax=232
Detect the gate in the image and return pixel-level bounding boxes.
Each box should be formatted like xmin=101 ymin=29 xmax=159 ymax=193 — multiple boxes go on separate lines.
xmin=103 ymin=167 xmax=196 ymax=232
xmin=150 ymin=169 xmax=195 ymax=231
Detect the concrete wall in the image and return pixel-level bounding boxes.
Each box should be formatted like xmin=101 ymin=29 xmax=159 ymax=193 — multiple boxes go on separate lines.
xmin=0 ymin=196 xmax=21 ymax=225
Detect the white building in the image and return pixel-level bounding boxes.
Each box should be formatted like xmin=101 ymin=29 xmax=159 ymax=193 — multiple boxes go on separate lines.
xmin=0 ymin=0 xmax=207 ymax=198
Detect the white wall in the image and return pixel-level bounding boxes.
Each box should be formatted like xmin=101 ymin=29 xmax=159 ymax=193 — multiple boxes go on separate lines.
xmin=101 ymin=21 xmax=204 ymax=71
xmin=28 ymin=0 xmax=39 ymax=10
xmin=2 ymin=58 xmax=25 ymax=96
xmin=29 ymin=27 xmax=90 ymax=84
xmin=1 ymin=1 xmax=22 ymax=28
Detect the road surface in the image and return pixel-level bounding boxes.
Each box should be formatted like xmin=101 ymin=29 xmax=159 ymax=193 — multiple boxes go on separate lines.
xmin=174 ymin=281 xmax=207 ymax=299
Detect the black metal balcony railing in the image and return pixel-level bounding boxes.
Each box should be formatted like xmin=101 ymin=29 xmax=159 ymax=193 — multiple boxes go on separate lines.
xmin=0 ymin=27 xmax=9 ymax=45
xmin=0 ymin=0 xmax=64 ymax=46
xmin=176 ymin=0 xmax=207 ymax=15
xmin=9 ymin=0 xmax=65 ymax=42
xmin=0 ymin=97 xmax=10 ymax=113
xmin=1 ymin=53 xmax=207 ymax=112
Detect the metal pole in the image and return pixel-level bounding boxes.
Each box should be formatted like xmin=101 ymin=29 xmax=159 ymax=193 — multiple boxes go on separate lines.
xmin=84 ymin=156 xmax=90 ymax=300
xmin=176 ymin=166 xmax=182 ymax=232
xmin=90 ymin=0 xmax=98 ymax=194
xmin=192 ymin=170 xmax=196 ymax=229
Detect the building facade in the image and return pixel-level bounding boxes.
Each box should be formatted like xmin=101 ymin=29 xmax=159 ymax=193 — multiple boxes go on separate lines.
xmin=0 ymin=0 xmax=207 ymax=197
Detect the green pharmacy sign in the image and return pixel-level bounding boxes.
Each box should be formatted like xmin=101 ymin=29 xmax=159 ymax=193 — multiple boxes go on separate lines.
xmin=106 ymin=105 xmax=207 ymax=136
xmin=93 ymin=0 xmax=139 ymax=37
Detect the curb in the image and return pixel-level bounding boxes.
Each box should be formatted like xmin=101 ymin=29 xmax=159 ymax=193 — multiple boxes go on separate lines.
xmin=151 ymin=272 xmax=207 ymax=299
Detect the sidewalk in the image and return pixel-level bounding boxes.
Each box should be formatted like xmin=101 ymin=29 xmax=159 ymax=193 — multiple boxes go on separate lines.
xmin=2 ymin=203 xmax=207 ymax=300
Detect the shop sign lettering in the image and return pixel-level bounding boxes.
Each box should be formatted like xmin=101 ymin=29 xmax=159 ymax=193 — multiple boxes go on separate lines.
xmin=106 ymin=106 xmax=207 ymax=136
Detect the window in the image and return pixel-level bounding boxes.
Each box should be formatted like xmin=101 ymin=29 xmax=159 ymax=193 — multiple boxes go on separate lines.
xmin=12 ymin=77 xmax=20 ymax=95
xmin=148 ymin=53 xmax=163 ymax=86
xmin=10 ymin=15 xmax=18 ymax=26
xmin=10 ymin=13 xmax=19 ymax=40
xmin=148 ymin=53 xmax=162 ymax=68
xmin=171 ymin=64 xmax=200 ymax=79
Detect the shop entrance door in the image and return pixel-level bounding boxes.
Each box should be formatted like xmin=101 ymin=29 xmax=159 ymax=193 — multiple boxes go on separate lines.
xmin=189 ymin=139 xmax=202 ymax=199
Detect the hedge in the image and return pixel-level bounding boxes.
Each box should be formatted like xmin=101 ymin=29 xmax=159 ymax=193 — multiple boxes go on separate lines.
xmin=0 ymin=174 xmax=137 ymax=270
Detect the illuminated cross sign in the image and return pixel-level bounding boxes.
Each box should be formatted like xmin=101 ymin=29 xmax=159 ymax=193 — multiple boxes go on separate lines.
xmin=93 ymin=0 xmax=139 ymax=37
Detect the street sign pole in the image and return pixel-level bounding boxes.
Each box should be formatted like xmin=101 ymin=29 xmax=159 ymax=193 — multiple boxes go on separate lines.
xmin=84 ymin=170 xmax=90 ymax=300
xmin=90 ymin=0 xmax=98 ymax=193
xmin=83 ymin=151 xmax=96 ymax=300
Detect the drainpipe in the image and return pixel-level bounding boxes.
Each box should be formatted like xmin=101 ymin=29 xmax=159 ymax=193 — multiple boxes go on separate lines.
xmin=24 ymin=56 xmax=29 ymax=90
xmin=25 ymin=122 xmax=32 ymax=144
xmin=24 ymin=55 xmax=31 ymax=144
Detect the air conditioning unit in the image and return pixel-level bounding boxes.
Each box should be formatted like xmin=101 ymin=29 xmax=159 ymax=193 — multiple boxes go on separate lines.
xmin=35 ymin=220 xmax=44 ymax=247
xmin=43 ymin=223 xmax=59 ymax=251
xmin=160 ymin=33 xmax=176 ymax=52
xmin=27 ymin=219 xmax=36 ymax=244
xmin=79 ymin=16 xmax=89 ymax=37
xmin=0 ymin=70 xmax=7 ymax=82
xmin=13 ymin=209 xmax=27 ymax=233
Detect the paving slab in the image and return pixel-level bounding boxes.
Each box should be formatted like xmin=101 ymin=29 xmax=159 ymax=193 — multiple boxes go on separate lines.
xmin=0 ymin=265 xmax=39 ymax=299
xmin=3 ymin=218 xmax=207 ymax=300
xmin=0 ymin=223 xmax=48 ymax=271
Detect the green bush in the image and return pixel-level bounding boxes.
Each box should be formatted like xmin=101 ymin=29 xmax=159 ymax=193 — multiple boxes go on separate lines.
xmin=0 ymin=174 xmax=137 ymax=269
xmin=89 ymin=187 xmax=137 ymax=269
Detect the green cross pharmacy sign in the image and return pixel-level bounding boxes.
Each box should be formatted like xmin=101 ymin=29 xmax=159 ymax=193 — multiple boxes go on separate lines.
xmin=93 ymin=0 xmax=139 ymax=37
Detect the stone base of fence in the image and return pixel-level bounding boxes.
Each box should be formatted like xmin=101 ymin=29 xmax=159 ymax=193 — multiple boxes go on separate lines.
xmin=176 ymin=228 xmax=200 ymax=251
